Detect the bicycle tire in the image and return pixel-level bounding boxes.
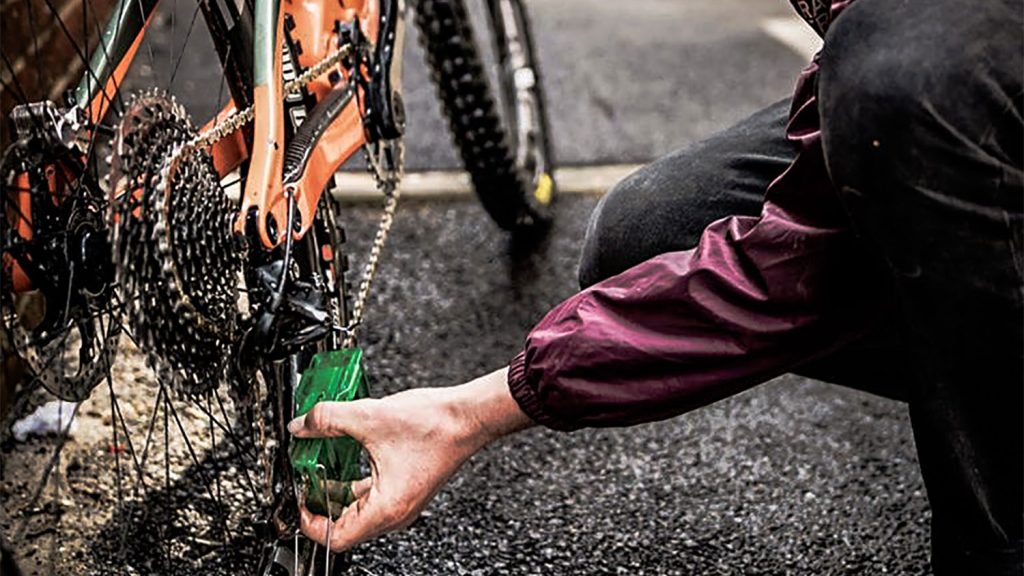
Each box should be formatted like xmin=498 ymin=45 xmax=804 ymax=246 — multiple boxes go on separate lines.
xmin=413 ymin=0 xmax=556 ymax=233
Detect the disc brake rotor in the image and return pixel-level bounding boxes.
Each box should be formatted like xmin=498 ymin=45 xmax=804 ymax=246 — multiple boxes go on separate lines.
xmin=0 ymin=139 xmax=120 ymax=402
xmin=110 ymin=90 xmax=243 ymax=395
xmin=1 ymin=295 xmax=120 ymax=403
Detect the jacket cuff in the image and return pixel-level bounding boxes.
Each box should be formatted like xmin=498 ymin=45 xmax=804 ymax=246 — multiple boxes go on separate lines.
xmin=507 ymin=350 xmax=573 ymax=431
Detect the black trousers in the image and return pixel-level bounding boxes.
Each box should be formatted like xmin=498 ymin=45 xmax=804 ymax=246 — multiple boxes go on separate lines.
xmin=577 ymin=0 xmax=1023 ymax=573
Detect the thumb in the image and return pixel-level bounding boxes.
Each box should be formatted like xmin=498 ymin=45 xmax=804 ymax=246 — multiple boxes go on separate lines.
xmin=288 ymin=401 xmax=371 ymax=440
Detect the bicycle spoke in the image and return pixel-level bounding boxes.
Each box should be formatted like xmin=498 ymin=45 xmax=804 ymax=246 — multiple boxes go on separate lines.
xmin=37 ymin=0 xmax=123 ymax=114
xmin=105 ymin=367 xmax=127 ymax=555
xmin=161 ymin=384 xmax=171 ymax=569
xmin=0 ymin=71 xmax=30 ymax=107
xmin=0 ymin=52 xmax=50 ymax=137
xmin=78 ymin=0 xmax=136 ymax=167
xmin=163 ymin=386 xmax=233 ymax=541
xmin=12 ymin=297 xmax=131 ymax=354
xmin=11 ymin=401 xmax=83 ymax=542
xmin=168 ymin=3 xmax=202 ymax=88
xmin=133 ymin=0 xmax=156 ymax=74
xmin=115 ymin=380 xmax=166 ymax=557
xmin=23 ymin=0 xmax=45 ymax=103
xmin=110 ymin=382 xmax=148 ymax=490
xmin=193 ymin=394 xmax=262 ymax=503
xmin=214 ymin=42 xmax=230 ymax=122
xmin=206 ymin=395 xmax=225 ymax=537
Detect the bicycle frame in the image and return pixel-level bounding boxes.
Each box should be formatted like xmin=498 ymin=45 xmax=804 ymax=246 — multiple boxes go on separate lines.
xmin=241 ymin=0 xmax=383 ymax=248
xmin=71 ymin=0 xmax=392 ymax=250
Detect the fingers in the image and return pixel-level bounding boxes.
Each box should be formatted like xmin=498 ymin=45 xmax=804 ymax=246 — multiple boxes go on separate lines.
xmin=350 ymin=477 xmax=372 ymax=500
xmin=299 ymin=491 xmax=397 ymax=552
xmin=287 ymin=400 xmax=370 ymax=440
xmin=297 ymin=477 xmax=374 ymax=551
xmin=299 ymin=506 xmax=336 ymax=549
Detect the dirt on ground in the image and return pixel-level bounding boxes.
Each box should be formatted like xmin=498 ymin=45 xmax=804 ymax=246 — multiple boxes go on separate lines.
xmin=2 ymin=337 xmax=269 ymax=576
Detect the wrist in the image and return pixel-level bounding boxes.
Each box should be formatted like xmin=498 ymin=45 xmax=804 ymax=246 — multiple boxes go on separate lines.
xmin=444 ymin=367 xmax=533 ymax=451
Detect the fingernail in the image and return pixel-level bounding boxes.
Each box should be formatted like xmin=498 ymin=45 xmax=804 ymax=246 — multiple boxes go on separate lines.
xmin=287 ymin=417 xmax=302 ymax=435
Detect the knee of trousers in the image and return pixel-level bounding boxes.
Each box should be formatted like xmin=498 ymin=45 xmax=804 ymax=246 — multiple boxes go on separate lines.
xmin=577 ymin=180 xmax=623 ymax=290
xmin=577 ymin=149 xmax=768 ymax=289
xmin=576 ymin=168 xmax=687 ymax=290
xmin=817 ymin=0 xmax=1023 ymax=190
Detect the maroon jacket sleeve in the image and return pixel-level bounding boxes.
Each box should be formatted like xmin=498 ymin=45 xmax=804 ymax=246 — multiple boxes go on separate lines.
xmin=508 ymin=150 xmax=887 ymax=430
xmin=508 ymin=47 xmax=887 ymax=430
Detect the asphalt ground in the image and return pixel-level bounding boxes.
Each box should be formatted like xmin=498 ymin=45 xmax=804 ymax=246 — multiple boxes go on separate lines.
xmin=331 ymin=196 xmax=931 ymax=575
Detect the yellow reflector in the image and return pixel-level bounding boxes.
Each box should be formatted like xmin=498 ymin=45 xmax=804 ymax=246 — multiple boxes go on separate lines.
xmin=533 ymin=173 xmax=553 ymax=205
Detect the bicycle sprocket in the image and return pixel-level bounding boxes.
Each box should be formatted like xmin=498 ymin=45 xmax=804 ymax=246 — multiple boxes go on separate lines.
xmin=109 ymin=90 xmax=243 ymax=394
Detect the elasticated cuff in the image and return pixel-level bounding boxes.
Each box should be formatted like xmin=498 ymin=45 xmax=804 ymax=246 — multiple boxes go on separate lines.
xmin=507 ymin=350 xmax=573 ymax=431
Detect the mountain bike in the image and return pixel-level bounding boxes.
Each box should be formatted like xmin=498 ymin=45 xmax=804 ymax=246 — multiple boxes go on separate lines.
xmin=0 ymin=0 xmax=555 ymax=572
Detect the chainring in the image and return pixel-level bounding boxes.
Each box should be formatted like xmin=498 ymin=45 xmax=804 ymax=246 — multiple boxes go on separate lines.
xmin=109 ymin=90 xmax=243 ymax=395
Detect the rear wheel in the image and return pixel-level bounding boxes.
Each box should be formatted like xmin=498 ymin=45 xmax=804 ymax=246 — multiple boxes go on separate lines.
xmin=413 ymin=0 xmax=556 ymax=234
xmin=0 ymin=1 xmax=352 ymax=574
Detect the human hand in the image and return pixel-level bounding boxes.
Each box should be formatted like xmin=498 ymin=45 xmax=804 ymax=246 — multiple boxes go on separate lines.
xmin=287 ymin=367 xmax=532 ymax=550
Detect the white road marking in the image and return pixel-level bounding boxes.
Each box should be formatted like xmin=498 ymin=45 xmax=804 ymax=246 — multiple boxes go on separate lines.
xmin=331 ymin=163 xmax=643 ymax=201
xmin=760 ymin=15 xmax=823 ymax=62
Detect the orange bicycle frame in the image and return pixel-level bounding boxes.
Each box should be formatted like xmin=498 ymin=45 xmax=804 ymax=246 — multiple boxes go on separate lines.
xmin=6 ymin=0 xmax=381 ymax=295
xmin=74 ymin=0 xmax=384 ymax=252
xmin=227 ymin=0 xmax=383 ymax=248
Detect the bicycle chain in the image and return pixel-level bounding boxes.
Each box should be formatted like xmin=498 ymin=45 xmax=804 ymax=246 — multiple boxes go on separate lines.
xmin=187 ymin=42 xmax=403 ymax=348
xmin=345 ymin=140 xmax=403 ymax=347
xmin=189 ymin=44 xmax=353 ymax=149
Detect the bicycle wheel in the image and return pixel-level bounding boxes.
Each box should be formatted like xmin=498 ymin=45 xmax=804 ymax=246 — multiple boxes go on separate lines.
xmin=0 ymin=0 xmax=354 ymax=572
xmin=413 ymin=0 xmax=556 ymax=234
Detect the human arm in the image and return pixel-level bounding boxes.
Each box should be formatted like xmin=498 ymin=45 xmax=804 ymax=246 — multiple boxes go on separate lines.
xmin=294 ymin=160 xmax=888 ymax=549
xmin=507 ymin=141 xmax=892 ymax=431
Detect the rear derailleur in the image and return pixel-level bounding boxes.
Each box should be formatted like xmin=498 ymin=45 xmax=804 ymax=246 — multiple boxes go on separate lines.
xmin=236 ymin=255 xmax=336 ymax=368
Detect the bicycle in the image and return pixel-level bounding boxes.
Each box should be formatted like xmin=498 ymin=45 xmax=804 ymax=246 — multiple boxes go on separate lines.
xmin=0 ymin=0 xmax=555 ymax=572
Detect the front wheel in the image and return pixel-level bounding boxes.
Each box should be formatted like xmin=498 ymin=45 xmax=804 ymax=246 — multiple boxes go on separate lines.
xmin=413 ymin=0 xmax=556 ymax=234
